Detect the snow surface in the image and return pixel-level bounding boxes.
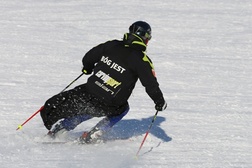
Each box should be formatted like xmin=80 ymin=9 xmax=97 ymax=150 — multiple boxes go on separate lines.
xmin=0 ymin=0 xmax=251 ymax=167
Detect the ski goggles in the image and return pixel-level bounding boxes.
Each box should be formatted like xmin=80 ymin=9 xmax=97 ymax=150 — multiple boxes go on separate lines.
xmin=135 ymin=28 xmax=152 ymax=41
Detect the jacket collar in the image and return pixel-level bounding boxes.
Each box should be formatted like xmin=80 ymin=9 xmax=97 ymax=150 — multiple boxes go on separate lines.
xmin=123 ymin=33 xmax=146 ymax=51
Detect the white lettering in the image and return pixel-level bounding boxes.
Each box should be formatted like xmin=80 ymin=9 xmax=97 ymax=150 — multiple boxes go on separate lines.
xmin=101 ymin=56 xmax=112 ymax=66
xmin=110 ymin=62 xmax=126 ymax=74
xmin=95 ymin=81 xmax=114 ymax=95
xmin=100 ymin=56 xmax=126 ymax=74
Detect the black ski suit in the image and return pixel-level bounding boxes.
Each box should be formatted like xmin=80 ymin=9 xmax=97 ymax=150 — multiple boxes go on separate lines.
xmin=40 ymin=33 xmax=165 ymax=131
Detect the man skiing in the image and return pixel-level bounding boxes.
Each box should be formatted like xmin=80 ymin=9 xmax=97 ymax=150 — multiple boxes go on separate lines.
xmin=40 ymin=21 xmax=167 ymax=144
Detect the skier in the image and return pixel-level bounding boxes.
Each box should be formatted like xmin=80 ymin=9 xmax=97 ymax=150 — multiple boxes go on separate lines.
xmin=40 ymin=21 xmax=167 ymax=144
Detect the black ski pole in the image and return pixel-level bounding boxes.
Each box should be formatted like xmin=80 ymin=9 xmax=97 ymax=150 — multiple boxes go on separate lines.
xmin=60 ymin=72 xmax=84 ymax=93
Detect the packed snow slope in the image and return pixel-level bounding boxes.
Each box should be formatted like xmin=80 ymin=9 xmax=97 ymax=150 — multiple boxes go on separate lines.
xmin=0 ymin=0 xmax=251 ymax=168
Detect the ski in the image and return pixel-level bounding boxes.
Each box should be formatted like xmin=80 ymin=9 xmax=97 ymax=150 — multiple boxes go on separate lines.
xmin=41 ymin=141 xmax=69 ymax=144
xmin=39 ymin=136 xmax=138 ymax=145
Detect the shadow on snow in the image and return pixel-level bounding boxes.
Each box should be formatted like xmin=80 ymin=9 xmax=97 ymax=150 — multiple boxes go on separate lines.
xmin=105 ymin=116 xmax=172 ymax=142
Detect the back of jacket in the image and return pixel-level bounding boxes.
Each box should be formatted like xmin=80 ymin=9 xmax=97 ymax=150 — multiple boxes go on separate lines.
xmin=83 ymin=33 xmax=164 ymax=107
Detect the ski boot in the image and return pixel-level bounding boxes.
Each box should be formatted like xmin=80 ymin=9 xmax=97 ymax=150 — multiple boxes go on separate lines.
xmin=47 ymin=119 xmax=67 ymax=138
xmin=79 ymin=127 xmax=103 ymax=144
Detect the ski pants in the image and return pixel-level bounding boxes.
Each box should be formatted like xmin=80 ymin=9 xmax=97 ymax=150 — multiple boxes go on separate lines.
xmin=40 ymin=84 xmax=129 ymax=131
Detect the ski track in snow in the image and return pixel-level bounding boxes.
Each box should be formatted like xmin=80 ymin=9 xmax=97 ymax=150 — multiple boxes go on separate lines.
xmin=0 ymin=0 xmax=251 ymax=168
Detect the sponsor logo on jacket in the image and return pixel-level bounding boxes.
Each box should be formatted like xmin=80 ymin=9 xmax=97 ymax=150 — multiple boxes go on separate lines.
xmin=95 ymin=70 xmax=121 ymax=89
xmin=94 ymin=70 xmax=122 ymax=95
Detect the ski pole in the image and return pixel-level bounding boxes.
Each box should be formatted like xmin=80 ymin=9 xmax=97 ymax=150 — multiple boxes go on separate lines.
xmin=16 ymin=72 xmax=84 ymax=130
xmin=16 ymin=106 xmax=44 ymax=130
xmin=135 ymin=110 xmax=159 ymax=158
xmin=60 ymin=72 xmax=84 ymax=93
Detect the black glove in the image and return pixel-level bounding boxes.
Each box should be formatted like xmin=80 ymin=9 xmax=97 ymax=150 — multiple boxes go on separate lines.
xmin=155 ymin=101 xmax=167 ymax=111
xmin=82 ymin=67 xmax=92 ymax=75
